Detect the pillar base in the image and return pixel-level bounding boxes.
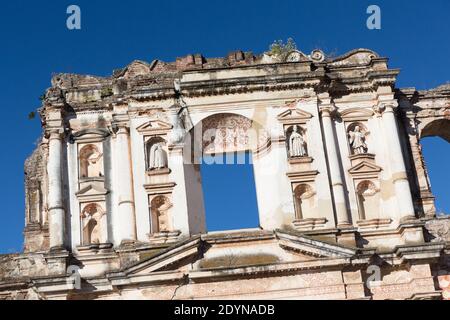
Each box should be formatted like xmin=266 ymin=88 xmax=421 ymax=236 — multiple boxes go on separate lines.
xmin=337 ymin=223 xmax=353 ymax=229
xmin=400 ymin=215 xmax=418 ymax=224
xmin=119 ymin=239 xmax=137 ymax=248
xmin=49 ymin=245 xmax=67 ymax=253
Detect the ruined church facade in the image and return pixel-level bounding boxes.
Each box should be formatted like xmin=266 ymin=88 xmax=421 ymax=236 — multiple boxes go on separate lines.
xmin=1 ymin=47 xmax=449 ymax=300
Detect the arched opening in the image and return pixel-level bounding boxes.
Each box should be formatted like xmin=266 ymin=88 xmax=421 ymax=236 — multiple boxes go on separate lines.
xmin=183 ymin=113 xmax=268 ymax=232
xmin=356 ymin=180 xmax=379 ymax=220
xmin=81 ymin=203 xmax=103 ymax=245
xmin=293 ymin=184 xmax=315 ymax=220
xmin=150 ymin=195 xmax=172 ymax=233
xmin=420 ymin=119 xmax=450 ymax=215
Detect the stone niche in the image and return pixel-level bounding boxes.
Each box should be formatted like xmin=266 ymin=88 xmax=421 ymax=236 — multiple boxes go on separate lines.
xmin=277 ymin=108 xmax=314 ymax=173
xmin=291 ymin=182 xmax=327 ymax=231
xmin=288 ymin=172 xmax=324 ymax=231
xmin=276 ymin=107 xmax=324 ymax=231
xmin=136 ymin=119 xmax=172 ymax=185
xmin=73 ymin=129 xmax=110 ymax=250
xmin=137 ymin=118 xmax=180 ymax=243
xmin=146 ymin=191 xmax=180 ymax=244
xmin=79 ymin=202 xmax=107 ymax=246
xmin=73 ymin=129 xmax=108 ymax=193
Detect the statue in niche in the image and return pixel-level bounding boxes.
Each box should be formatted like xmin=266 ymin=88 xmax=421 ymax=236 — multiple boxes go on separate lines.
xmin=82 ymin=204 xmax=102 ymax=245
xmin=151 ymin=196 xmax=172 ymax=233
xmin=148 ymin=143 xmax=168 ymax=170
xmin=348 ymin=126 xmax=368 ymax=155
xmin=80 ymin=145 xmax=103 ymax=178
xmin=289 ymin=125 xmax=307 ymax=157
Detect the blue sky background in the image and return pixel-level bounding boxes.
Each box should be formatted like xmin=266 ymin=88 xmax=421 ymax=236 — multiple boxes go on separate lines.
xmin=0 ymin=0 xmax=448 ymax=252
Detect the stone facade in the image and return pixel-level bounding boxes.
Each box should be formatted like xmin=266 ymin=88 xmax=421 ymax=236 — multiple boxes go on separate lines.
xmin=0 ymin=47 xmax=449 ymax=300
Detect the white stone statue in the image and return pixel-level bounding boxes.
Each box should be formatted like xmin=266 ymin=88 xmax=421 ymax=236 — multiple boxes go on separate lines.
xmin=289 ymin=125 xmax=307 ymax=157
xmin=149 ymin=143 xmax=167 ymax=170
xmin=349 ymin=126 xmax=368 ymax=154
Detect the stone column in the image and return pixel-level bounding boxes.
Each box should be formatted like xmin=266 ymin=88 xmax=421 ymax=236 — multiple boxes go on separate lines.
xmin=380 ymin=103 xmax=416 ymax=221
xmin=47 ymin=130 xmax=65 ymax=250
xmin=320 ymin=104 xmax=350 ymax=226
xmin=115 ymin=124 xmax=137 ymax=242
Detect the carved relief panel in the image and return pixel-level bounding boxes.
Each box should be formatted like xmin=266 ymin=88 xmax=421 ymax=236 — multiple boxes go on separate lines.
xmin=202 ymin=113 xmax=253 ymax=154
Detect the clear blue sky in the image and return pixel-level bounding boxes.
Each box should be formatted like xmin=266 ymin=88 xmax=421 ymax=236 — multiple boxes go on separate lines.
xmin=0 ymin=0 xmax=448 ymax=253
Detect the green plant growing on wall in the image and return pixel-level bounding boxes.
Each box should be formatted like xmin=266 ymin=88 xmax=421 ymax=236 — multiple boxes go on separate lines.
xmin=28 ymin=112 xmax=36 ymax=120
xmin=267 ymin=38 xmax=297 ymax=57
xmin=100 ymin=87 xmax=113 ymax=98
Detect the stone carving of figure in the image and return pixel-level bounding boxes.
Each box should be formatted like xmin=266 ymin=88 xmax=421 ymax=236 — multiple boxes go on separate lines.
xmin=289 ymin=125 xmax=307 ymax=157
xmin=349 ymin=126 xmax=368 ymax=154
xmin=82 ymin=205 xmax=102 ymax=245
xmin=179 ymin=106 xmax=194 ymax=133
xmin=87 ymin=149 xmax=103 ymax=176
xmin=149 ymin=143 xmax=167 ymax=170
xmin=151 ymin=196 xmax=172 ymax=233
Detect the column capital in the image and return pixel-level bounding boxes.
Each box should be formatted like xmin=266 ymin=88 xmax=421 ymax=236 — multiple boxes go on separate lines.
xmin=376 ymin=101 xmax=399 ymax=115
xmin=45 ymin=128 xmax=64 ymax=140
xmin=112 ymin=122 xmax=130 ymax=135
xmin=319 ymin=105 xmax=338 ymax=118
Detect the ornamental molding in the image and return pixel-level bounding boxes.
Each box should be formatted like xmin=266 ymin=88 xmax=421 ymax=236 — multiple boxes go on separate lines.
xmin=136 ymin=119 xmax=173 ymax=136
xmin=277 ymin=108 xmax=313 ymax=124
xmin=339 ymin=107 xmax=374 ymax=121
xmin=348 ymin=160 xmax=382 ymax=178
xmin=76 ymin=184 xmax=109 ymax=202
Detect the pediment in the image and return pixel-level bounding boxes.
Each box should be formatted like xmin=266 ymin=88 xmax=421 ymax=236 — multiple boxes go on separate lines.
xmin=348 ymin=160 xmax=382 ymax=176
xmin=275 ymin=230 xmax=358 ymax=258
xmin=107 ymin=237 xmax=202 ymax=280
xmin=136 ymin=119 xmax=173 ymax=135
xmin=106 ymin=231 xmax=364 ymax=286
xmin=277 ymin=108 xmax=313 ymax=124
xmin=115 ymin=231 xmax=358 ymax=276
xmin=76 ymin=184 xmax=108 ymax=198
xmin=339 ymin=107 xmax=374 ymax=121
xmin=123 ymin=60 xmax=152 ymax=79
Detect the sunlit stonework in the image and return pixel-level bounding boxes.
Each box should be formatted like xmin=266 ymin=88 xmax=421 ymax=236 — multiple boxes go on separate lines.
xmin=0 ymin=48 xmax=449 ymax=300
